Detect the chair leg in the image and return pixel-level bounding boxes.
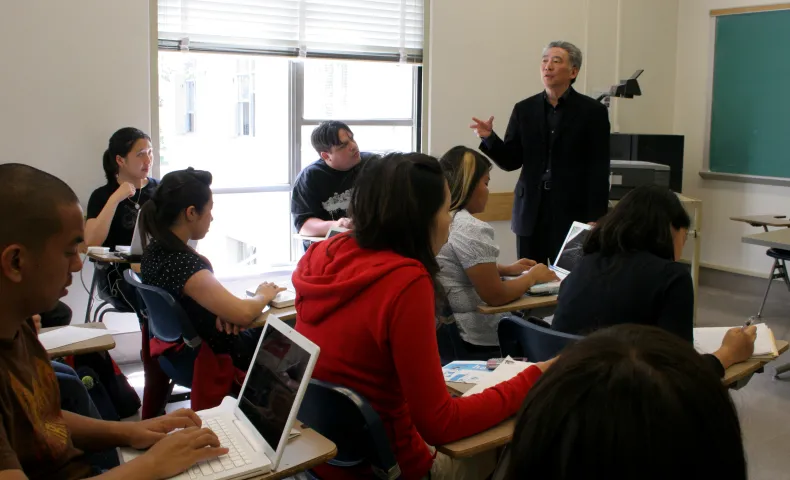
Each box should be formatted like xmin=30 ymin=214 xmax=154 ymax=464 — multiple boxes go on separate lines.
xmin=774 ymin=362 xmax=790 ymax=379
xmin=780 ymin=260 xmax=790 ymax=292
xmin=91 ymin=301 xmax=110 ymax=323
xmin=757 ymin=260 xmax=779 ymax=319
xmin=97 ymin=307 xmax=119 ymax=323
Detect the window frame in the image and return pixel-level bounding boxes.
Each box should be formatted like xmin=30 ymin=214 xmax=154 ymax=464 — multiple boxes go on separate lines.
xmin=155 ymin=52 xmax=423 ymax=265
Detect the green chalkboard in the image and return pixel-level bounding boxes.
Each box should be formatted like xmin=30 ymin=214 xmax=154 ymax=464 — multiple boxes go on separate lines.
xmin=710 ymin=9 xmax=790 ymax=178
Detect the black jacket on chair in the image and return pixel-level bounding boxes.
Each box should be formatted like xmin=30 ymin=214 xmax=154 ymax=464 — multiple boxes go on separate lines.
xmin=480 ymin=87 xmax=611 ymax=240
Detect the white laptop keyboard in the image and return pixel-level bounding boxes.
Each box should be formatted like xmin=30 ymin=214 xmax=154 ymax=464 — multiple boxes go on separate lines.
xmin=528 ymin=280 xmax=561 ymax=295
xmin=185 ymin=418 xmax=252 ymax=479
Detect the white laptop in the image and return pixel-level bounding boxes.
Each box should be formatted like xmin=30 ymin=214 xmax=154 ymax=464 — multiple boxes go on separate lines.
xmin=526 ymin=221 xmax=592 ymax=295
xmin=325 ymin=226 xmax=349 ymax=239
xmin=120 ymin=316 xmax=320 ymax=480
xmin=117 ymin=211 xmax=198 ymax=257
xmin=246 ymin=281 xmax=296 ymax=309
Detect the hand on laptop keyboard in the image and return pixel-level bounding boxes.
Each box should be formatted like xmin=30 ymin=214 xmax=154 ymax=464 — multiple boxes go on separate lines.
xmin=139 ymin=427 xmax=228 ymax=479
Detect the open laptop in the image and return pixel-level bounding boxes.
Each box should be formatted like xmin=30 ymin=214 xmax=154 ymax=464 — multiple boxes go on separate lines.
xmin=121 ymin=316 xmax=320 ymax=479
xmin=246 ymin=281 xmax=296 ymax=309
xmin=116 ymin=212 xmax=198 ymax=260
xmin=526 ymin=221 xmax=592 ymax=295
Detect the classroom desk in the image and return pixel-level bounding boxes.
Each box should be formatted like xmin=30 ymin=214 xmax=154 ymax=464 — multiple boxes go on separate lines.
xmin=742 ymin=228 xmax=790 ymax=251
xmin=42 ymin=323 xmax=115 ymax=358
xmin=84 ymin=252 xmax=131 ymax=323
xmin=477 ymin=295 xmax=558 ymax=315
xmin=731 ymin=214 xmax=790 ymax=232
xmin=293 ymin=234 xmax=325 ymax=244
xmin=438 ymin=341 xmax=789 ymax=458
xmin=250 ymin=425 xmax=336 ymax=480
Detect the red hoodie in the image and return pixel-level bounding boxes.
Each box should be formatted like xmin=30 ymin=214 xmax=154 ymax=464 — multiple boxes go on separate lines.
xmin=294 ymin=234 xmax=543 ymax=479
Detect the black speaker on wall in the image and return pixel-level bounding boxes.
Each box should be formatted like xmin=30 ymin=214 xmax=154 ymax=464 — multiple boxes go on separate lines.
xmin=610 ymin=133 xmax=685 ymax=193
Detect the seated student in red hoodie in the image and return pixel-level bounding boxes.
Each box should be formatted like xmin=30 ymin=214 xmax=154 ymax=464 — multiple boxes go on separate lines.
xmin=293 ymin=153 xmax=553 ymax=480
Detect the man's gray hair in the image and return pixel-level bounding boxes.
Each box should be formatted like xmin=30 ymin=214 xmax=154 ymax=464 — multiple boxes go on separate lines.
xmin=543 ymin=41 xmax=583 ymax=84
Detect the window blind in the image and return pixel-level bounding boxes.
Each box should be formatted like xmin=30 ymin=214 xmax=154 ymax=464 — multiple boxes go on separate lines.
xmin=158 ymin=0 xmax=424 ymax=62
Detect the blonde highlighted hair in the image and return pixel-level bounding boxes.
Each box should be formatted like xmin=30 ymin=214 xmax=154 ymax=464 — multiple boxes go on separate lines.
xmin=439 ymin=146 xmax=492 ymax=212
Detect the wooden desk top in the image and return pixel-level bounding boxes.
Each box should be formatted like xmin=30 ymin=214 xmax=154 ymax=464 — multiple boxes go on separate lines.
xmin=42 ymin=323 xmax=116 ymax=358
xmin=252 ymin=305 xmax=297 ymax=328
xmin=293 ymin=234 xmax=325 ymax=243
xmin=730 ymin=215 xmax=790 ymax=228
xmin=87 ymin=252 xmax=131 ymax=264
xmin=477 ymin=295 xmax=558 ymax=315
xmin=742 ymin=228 xmax=790 ymax=250
xmin=439 ymin=340 xmax=790 ymax=458
xmin=252 ymin=425 xmax=336 ymax=479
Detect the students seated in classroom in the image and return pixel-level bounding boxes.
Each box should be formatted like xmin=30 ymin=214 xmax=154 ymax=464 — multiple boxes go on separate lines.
xmin=84 ymin=127 xmax=158 ymax=312
xmin=504 ymin=324 xmax=752 ymax=480
xmin=290 ymin=121 xmax=377 ymax=241
xmin=139 ymin=168 xmax=284 ymax=369
xmin=85 ymin=127 xmax=158 ymax=248
xmin=551 ymin=185 xmax=755 ymax=374
xmin=436 ymin=146 xmax=558 ymax=350
xmin=0 ymin=163 xmax=227 ymax=479
xmin=294 ymin=153 xmax=553 ymax=480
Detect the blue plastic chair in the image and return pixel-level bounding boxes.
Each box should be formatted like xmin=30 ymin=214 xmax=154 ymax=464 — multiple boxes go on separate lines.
xmin=123 ymin=270 xmax=201 ymax=393
xmin=498 ymin=316 xmax=582 ymax=362
xmin=298 ymin=379 xmax=400 ymax=480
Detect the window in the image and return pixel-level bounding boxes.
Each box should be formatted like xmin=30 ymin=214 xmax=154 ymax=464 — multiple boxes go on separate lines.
xmin=157 ymin=0 xmax=424 ymax=276
xmin=236 ymin=59 xmax=255 ymax=137
xmin=185 ymin=79 xmax=196 ymax=133
xmin=158 ymin=52 xmax=420 ymax=276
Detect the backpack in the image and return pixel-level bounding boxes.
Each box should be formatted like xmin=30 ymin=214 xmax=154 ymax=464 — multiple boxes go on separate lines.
xmin=63 ymin=351 xmax=141 ymax=419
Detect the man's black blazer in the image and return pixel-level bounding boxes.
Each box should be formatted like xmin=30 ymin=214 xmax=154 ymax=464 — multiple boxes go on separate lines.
xmin=480 ymin=87 xmax=610 ymax=240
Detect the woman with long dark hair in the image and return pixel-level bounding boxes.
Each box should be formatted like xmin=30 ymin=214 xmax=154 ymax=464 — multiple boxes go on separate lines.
xmin=294 ymin=153 xmax=552 ymax=480
xmin=552 ymin=185 xmax=755 ymax=374
xmin=139 ymin=168 xmax=284 ymax=369
xmin=85 ymin=127 xmax=157 ymax=248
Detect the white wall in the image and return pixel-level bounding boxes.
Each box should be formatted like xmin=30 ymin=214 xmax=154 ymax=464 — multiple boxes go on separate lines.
xmin=426 ymin=0 xmax=680 ymax=262
xmin=674 ymin=0 xmax=785 ymax=277
xmin=0 ymin=0 xmax=152 ymax=209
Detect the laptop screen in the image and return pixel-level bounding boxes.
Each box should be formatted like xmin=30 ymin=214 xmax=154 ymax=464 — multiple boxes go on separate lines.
xmin=238 ymin=325 xmax=312 ymax=451
xmin=554 ymin=223 xmax=591 ymax=274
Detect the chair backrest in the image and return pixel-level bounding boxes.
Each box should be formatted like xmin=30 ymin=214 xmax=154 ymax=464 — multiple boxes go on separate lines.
xmin=498 ymin=316 xmax=582 ymax=362
xmin=123 ymin=269 xmax=201 ymax=347
xmin=298 ymin=379 xmax=400 ymax=480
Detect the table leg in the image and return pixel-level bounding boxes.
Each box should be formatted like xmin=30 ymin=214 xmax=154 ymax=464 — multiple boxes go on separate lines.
xmin=84 ymin=267 xmax=99 ymax=323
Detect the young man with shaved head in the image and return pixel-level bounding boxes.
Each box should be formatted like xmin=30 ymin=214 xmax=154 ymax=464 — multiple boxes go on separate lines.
xmin=0 ymin=163 xmax=228 ymax=479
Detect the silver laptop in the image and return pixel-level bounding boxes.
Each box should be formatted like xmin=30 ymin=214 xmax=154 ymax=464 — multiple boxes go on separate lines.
xmin=121 ymin=316 xmax=320 ymax=479
xmin=527 ymin=221 xmax=592 ymax=295
xmin=117 ymin=212 xmax=198 ymax=256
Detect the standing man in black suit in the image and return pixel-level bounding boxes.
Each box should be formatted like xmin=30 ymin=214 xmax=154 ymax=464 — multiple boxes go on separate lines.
xmin=471 ymin=40 xmax=611 ymax=264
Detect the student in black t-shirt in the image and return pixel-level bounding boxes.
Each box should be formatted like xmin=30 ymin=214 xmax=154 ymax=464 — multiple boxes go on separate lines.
xmin=139 ymin=168 xmax=284 ymax=369
xmin=85 ymin=127 xmax=159 ymax=249
xmin=291 ymin=121 xmax=376 ymax=241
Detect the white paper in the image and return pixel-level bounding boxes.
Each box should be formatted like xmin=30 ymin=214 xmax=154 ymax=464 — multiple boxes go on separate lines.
xmin=38 ymin=326 xmax=115 ymax=351
xmin=442 ymin=361 xmax=492 ymax=384
xmin=693 ymin=323 xmax=777 ymax=357
xmin=463 ymin=356 xmax=535 ymax=397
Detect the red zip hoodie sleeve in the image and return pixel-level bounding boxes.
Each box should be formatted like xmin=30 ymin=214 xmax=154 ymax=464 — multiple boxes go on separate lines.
xmin=389 ymin=274 xmax=543 ymax=446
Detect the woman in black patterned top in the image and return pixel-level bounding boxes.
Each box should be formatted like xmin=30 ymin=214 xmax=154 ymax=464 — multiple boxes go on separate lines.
xmin=139 ymin=168 xmax=284 ymax=369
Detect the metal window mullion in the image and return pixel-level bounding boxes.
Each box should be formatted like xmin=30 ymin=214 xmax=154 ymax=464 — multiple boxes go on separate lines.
xmin=300 ymin=119 xmax=414 ymax=127
xmin=289 ymin=60 xmax=305 ymax=261
xmin=211 ymin=185 xmax=291 ymax=195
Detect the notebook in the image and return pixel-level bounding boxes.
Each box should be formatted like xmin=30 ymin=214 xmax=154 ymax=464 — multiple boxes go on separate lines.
xmin=246 ymin=282 xmax=296 ymax=309
xmin=693 ymin=323 xmax=779 ymax=358
xmin=462 ymin=357 xmax=535 ymax=397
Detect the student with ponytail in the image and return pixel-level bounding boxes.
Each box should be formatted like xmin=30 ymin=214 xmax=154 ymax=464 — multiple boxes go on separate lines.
xmin=139 ymin=168 xmax=284 ymax=369
xmin=85 ymin=127 xmax=158 ymax=248
xmin=436 ymin=146 xmax=557 ymax=350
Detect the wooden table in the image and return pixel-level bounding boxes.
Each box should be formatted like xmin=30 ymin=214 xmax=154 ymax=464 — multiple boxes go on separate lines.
xmin=438 ymin=340 xmax=789 ymax=458
xmin=743 ymin=228 xmax=790 ymax=251
xmin=42 ymin=323 xmax=116 ymax=358
xmin=251 ymin=425 xmax=336 ymax=479
xmin=477 ymin=295 xmax=558 ymax=315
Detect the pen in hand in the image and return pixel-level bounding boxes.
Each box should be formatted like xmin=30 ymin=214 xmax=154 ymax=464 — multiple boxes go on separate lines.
xmin=743 ymin=316 xmax=756 ymax=329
